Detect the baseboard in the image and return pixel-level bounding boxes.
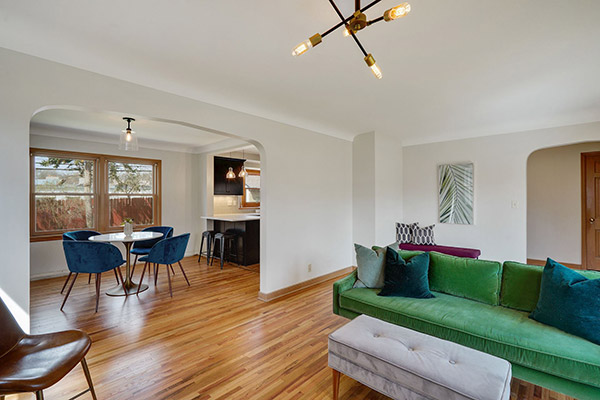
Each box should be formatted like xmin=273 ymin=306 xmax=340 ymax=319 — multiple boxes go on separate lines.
xmin=31 ymin=270 xmax=70 ymax=281
xmin=258 ymin=266 xmax=355 ymax=302
xmin=527 ymin=258 xmax=582 ymax=269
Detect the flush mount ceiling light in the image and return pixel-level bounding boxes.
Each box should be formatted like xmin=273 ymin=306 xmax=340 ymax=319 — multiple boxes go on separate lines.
xmin=292 ymin=0 xmax=411 ymax=79
xmin=119 ymin=117 xmax=139 ymax=151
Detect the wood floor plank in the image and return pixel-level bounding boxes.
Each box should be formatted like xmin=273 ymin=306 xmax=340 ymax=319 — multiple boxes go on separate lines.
xmin=5 ymin=256 xmax=575 ymax=399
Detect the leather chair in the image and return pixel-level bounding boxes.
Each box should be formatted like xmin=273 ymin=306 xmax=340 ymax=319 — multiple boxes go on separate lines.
xmin=137 ymin=233 xmax=191 ymax=297
xmin=0 ymin=297 xmax=97 ymax=400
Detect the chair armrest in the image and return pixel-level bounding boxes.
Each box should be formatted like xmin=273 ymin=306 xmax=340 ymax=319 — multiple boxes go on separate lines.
xmin=333 ymin=269 xmax=357 ymax=315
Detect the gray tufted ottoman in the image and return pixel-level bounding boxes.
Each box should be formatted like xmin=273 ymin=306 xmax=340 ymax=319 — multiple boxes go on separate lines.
xmin=328 ymin=315 xmax=511 ymax=400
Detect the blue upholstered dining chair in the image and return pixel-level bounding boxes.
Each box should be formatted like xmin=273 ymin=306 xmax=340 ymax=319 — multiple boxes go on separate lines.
xmin=137 ymin=233 xmax=190 ymax=297
xmin=61 ymin=230 xmax=121 ymax=291
xmin=130 ymin=226 xmax=174 ymax=276
xmin=62 ymin=241 xmax=126 ymax=312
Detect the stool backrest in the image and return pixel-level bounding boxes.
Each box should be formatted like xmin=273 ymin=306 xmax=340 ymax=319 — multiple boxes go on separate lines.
xmin=0 ymin=296 xmax=25 ymax=357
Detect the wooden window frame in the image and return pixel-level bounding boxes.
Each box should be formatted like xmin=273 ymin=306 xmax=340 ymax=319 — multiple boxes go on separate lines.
xmin=241 ymin=168 xmax=260 ymax=208
xmin=30 ymin=148 xmax=161 ymax=242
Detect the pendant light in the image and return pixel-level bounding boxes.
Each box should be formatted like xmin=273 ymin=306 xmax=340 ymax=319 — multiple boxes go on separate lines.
xmin=238 ymin=149 xmax=247 ymax=178
xmin=226 ymin=152 xmax=236 ymax=179
xmin=292 ymin=1 xmax=412 ymax=79
xmin=119 ymin=117 xmax=139 ymax=151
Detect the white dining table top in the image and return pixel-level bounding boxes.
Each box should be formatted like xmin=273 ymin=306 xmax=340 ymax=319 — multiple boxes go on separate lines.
xmin=89 ymin=231 xmax=163 ymax=243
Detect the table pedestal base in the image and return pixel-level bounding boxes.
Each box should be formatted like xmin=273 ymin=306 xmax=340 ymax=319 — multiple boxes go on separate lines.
xmin=106 ymin=281 xmax=149 ymax=296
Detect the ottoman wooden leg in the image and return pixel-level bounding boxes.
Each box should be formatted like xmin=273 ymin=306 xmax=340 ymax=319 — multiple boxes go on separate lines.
xmin=332 ymin=369 xmax=341 ymax=400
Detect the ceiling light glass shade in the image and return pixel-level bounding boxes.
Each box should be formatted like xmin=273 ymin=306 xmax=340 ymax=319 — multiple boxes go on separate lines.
xmin=364 ymin=54 xmax=382 ymax=80
xmin=238 ymin=166 xmax=247 ymax=178
xmin=384 ymin=3 xmax=411 ymax=21
xmin=119 ymin=128 xmax=139 ymax=151
xmin=226 ymin=167 xmax=236 ymax=179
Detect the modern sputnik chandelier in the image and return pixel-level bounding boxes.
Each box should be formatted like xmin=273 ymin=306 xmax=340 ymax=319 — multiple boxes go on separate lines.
xmin=292 ymin=0 xmax=411 ymax=79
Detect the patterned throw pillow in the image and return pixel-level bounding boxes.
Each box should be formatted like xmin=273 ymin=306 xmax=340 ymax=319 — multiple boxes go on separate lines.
xmin=411 ymin=225 xmax=435 ymax=245
xmin=396 ymin=222 xmax=418 ymax=244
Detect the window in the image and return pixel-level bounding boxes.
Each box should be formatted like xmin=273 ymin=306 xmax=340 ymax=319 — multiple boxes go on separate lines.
xmin=241 ymin=169 xmax=260 ymax=208
xmin=30 ymin=149 xmax=161 ymax=241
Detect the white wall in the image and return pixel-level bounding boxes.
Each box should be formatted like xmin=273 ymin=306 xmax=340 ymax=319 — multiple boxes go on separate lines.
xmin=352 ymin=131 xmax=404 ymax=250
xmin=527 ymin=142 xmax=600 ymax=264
xmin=0 ymin=48 xmax=353 ymax=326
xmin=29 ymin=131 xmax=201 ymax=279
xmin=403 ymin=122 xmax=600 ymax=263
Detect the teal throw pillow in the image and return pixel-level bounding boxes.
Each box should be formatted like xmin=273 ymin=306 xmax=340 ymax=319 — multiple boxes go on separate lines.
xmin=378 ymin=248 xmax=434 ymax=299
xmin=354 ymin=244 xmax=386 ymax=288
xmin=530 ymin=258 xmax=600 ymax=345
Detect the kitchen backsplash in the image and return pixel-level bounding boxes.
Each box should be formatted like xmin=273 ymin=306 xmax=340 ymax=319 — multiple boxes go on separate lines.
xmin=213 ymin=195 xmax=258 ymax=214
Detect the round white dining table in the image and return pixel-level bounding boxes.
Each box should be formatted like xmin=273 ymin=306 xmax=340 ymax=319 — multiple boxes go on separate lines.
xmin=89 ymin=231 xmax=163 ymax=296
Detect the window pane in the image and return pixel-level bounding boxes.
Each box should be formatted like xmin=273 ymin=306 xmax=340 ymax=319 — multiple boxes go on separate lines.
xmin=34 ymin=156 xmax=94 ymax=193
xmin=109 ymin=196 xmax=154 ymax=226
xmin=35 ymin=195 xmax=94 ymax=232
xmin=108 ymin=162 xmax=153 ymax=194
xmin=245 ymin=174 xmax=260 ymax=189
xmin=245 ymin=189 xmax=260 ymax=204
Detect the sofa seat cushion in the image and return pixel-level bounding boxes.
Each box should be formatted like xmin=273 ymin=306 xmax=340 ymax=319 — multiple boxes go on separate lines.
xmin=339 ymin=288 xmax=600 ymax=388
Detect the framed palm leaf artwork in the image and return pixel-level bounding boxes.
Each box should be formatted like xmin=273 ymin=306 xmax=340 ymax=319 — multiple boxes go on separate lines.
xmin=438 ymin=163 xmax=474 ymax=224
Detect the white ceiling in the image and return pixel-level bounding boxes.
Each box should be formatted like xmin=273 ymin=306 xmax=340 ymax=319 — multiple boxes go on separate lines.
xmin=3 ymin=1 xmax=600 ymax=145
xmin=31 ymin=109 xmax=233 ymax=152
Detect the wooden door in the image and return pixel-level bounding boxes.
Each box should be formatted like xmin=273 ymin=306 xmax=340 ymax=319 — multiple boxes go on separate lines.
xmin=582 ymin=152 xmax=600 ymax=270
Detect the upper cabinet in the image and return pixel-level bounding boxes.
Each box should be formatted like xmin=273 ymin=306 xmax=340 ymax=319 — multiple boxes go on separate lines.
xmin=214 ymin=156 xmax=245 ymax=195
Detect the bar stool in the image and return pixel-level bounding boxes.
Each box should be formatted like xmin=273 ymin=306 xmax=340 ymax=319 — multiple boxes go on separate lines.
xmin=198 ymin=230 xmax=215 ymax=264
xmin=211 ymin=232 xmax=240 ymax=269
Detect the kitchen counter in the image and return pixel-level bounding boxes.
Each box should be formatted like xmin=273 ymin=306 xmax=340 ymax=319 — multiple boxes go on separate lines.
xmin=202 ymin=214 xmax=260 ymax=222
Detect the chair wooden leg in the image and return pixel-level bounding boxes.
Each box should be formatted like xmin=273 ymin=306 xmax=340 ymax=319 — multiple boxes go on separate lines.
xmin=81 ymin=357 xmax=98 ymax=400
xmin=167 ymin=264 xmax=173 ymax=298
xmin=137 ymin=262 xmax=148 ymax=295
xmin=35 ymin=391 xmax=44 ymax=400
xmin=95 ymin=273 xmax=101 ymax=313
xmin=113 ymin=268 xmax=120 ymax=284
xmin=178 ymin=261 xmax=190 ymax=286
xmin=332 ymin=369 xmax=341 ymax=400
xmin=60 ymin=272 xmax=72 ymax=294
xmin=170 ymin=264 xmax=176 ymax=275
xmin=154 ymin=263 xmax=159 ymax=286
xmin=88 ymin=273 xmax=92 ymax=284
xmin=61 ymin=273 xmax=78 ymax=311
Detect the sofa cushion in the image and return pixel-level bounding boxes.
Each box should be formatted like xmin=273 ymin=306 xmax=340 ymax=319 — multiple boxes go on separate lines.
xmin=429 ymin=252 xmax=502 ymax=306
xmin=339 ymin=288 xmax=600 ymax=388
xmin=501 ymin=261 xmax=600 ymax=312
xmin=378 ymin=250 xmax=434 ymax=299
xmin=353 ymin=244 xmax=386 ymax=289
xmin=530 ymin=259 xmax=600 ymax=345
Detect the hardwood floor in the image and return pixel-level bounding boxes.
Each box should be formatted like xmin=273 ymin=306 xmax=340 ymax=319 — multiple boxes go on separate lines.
xmin=8 ymin=256 xmax=574 ymax=399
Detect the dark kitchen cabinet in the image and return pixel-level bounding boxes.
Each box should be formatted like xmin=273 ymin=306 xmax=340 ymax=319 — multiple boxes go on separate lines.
xmin=214 ymin=156 xmax=245 ymax=195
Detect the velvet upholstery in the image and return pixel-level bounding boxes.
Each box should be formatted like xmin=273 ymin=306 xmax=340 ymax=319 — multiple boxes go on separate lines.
xmin=353 ymin=244 xmax=386 ymax=289
xmin=63 ymin=241 xmax=125 ymax=273
xmin=130 ymin=226 xmax=174 ymax=255
xmin=530 ymin=259 xmax=600 ymax=345
xmin=62 ymin=230 xmax=101 ymax=241
xmin=139 ymin=233 xmax=190 ymax=265
xmin=378 ymin=249 xmax=434 ymax=299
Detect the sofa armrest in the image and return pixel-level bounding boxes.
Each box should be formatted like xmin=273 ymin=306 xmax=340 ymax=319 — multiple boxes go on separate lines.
xmin=333 ymin=269 xmax=357 ymax=315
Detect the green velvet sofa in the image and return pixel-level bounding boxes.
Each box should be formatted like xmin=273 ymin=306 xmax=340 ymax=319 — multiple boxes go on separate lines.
xmin=333 ymin=250 xmax=600 ymax=399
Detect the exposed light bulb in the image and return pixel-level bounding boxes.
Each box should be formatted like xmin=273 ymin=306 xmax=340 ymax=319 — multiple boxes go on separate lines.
xmin=291 ymin=33 xmax=322 ymax=56
xmin=384 ymin=2 xmax=411 ymax=21
xmin=364 ymin=54 xmax=383 ymax=80
xmin=226 ymin=167 xmax=236 ymax=179
xmin=125 ymin=130 xmax=132 ymax=142
xmin=343 ymin=27 xmax=351 ymax=37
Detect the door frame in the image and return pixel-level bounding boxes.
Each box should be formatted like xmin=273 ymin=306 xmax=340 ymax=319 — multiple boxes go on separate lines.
xmin=581 ymin=151 xmax=600 ymax=270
